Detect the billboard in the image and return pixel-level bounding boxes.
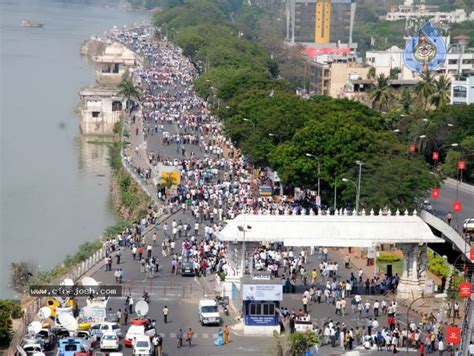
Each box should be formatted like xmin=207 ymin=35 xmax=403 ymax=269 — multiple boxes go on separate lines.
xmin=403 ymin=21 xmax=447 ymax=74
xmin=242 ymin=284 xmax=283 ymax=301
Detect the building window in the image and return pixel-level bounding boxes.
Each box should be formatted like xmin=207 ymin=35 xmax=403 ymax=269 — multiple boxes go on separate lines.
xmin=462 ymin=59 xmax=472 ymax=64
xmin=448 ymin=59 xmax=458 ymax=65
xmin=92 ymin=111 xmax=100 ymax=118
xmin=453 ymin=86 xmax=467 ymax=98
xmin=112 ymin=101 xmax=123 ymax=112
xmin=249 ymin=302 xmax=275 ymax=316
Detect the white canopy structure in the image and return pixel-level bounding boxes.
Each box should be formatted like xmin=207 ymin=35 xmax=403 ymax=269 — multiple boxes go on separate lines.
xmin=216 ymin=214 xmax=444 ymax=247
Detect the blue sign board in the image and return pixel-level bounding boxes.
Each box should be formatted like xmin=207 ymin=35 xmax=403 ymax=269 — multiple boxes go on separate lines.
xmin=403 ymin=21 xmax=447 ymax=74
xmin=245 ymin=314 xmax=279 ymax=326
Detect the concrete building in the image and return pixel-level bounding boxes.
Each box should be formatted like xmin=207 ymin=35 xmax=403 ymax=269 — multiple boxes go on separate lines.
xmin=79 ymin=42 xmax=139 ymax=135
xmin=78 ymin=87 xmax=125 ymax=135
xmin=286 ymin=0 xmax=356 ymax=44
xmin=385 ymin=1 xmax=473 ymax=24
xmin=451 ymin=71 xmax=474 ymax=105
xmin=307 ymin=53 xmax=369 ymax=98
xmin=366 ymin=43 xmax=474 ymax=80
xmin=93 ymin=43 xmax=138 ymax=86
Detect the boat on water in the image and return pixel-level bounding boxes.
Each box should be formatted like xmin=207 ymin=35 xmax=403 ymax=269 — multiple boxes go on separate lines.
xmin=21 ymin=20 xmax=44 ymax=28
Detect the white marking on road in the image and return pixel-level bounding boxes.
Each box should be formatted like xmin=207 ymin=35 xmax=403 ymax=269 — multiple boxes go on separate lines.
xmin=169 ymin=333 xmax=176 ymax=338
xmin=202 ymin=333 xmax=209 ymax=339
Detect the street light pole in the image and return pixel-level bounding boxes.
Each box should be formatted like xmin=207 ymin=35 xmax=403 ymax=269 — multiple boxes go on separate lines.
xmin=305 ymin=153 xmax=321 ymax=198
xmin=342 ymin=178 xmax=357 ymax=213
xmin=242 ymin=118 xmax=256 ymax=129
xmin=356 ymin=161 xmax=363 ymax=214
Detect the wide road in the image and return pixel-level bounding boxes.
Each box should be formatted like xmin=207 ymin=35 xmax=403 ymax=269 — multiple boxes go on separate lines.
xmin=436 ymin=178 xmax=474 ymax=229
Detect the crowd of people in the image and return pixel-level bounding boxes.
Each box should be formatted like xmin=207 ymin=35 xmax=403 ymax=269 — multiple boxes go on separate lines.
xmin=95 ymin=25 xmax=467 ymax=355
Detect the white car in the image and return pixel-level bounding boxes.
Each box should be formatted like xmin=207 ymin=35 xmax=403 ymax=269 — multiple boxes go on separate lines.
xmin=132 ymin=335 xmax=152 ymax=356
xmin=100 ymin=322 xmax=122 ymax=338
xmin=198 ymin=299 xmax=221 ymax=326
xmin=100 ymin=333 xmax=120 ymax=351
xmin=464 ymin=218 xmax=474 ymax=233
xmin=124 ymin=325 xmax=145 ymax=347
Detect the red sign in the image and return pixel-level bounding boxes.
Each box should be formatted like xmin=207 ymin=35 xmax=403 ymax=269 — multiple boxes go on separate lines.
xmin=452 ymin=201 xmax=462 ymax=212
xmin=459 ymin=281 xmax=472 ymax=298
xmin=458 ymin=160 xmax=466 ymax=170
xmin=409 ymin=144 xmax=416 ymax=153
xmin=431 ymin=188 xmax=441 ymax=199
xmin=470 ymin=248 xmax=474 ymax=262
xmin=432 ymin=151 xmax=439 ymax=161
xmin=447 ymin=326 xmax=461 ymax=344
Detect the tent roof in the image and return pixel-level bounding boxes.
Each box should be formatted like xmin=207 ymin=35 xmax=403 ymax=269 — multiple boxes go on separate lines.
xmin=216 ymin=214 xmax=444 ymax=248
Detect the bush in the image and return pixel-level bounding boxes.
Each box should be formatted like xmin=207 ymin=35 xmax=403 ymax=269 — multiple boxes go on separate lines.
xmin=10 ymin=262 xmax=34 ymax=294
xmin=0 ymin=300 xmax=24 ymax=347
xmin=377 ymin=252 xmax=401 ymax=263
xmin=427 ymin=251 xmax=450 ymax=277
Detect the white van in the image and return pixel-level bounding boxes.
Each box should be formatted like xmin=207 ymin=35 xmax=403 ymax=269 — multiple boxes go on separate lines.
xmin=198 ymin=299 xmax=221 ymax=326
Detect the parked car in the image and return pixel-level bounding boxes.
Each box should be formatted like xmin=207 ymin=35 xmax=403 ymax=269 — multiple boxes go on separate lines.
xmin=56 ymin=338 xmax=82 ymax=356
xmin=36 ymin=329 xmax=57 ymax=351
xmin=132 ymin=335 xmax=152 ymax=356
xmin=198 ymin=299 xmax=221 ymax=326
xmin=22 ymin=343 xmax=43 ymax=356
xmin=100 ymin=333 xmax=120 ymax=351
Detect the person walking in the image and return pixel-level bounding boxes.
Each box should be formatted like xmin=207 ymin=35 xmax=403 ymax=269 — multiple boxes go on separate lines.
xmin=186 ymin=328 xmax=194 ymax=347
xmin=177 ymin=329 xmax=183 ymax=348
xmin=129 ymin=296 xmax=134 ymax=314
xmin=447 ymin=212 xmax=452 ymax=226
xmin=302 ymin=295 xmax=309 ymax=314
xmin=123 ymin=308 xmax=129 ymax=325
xmin=116 ymin=309 xmax=122 ymax=324
xmin=163 ymin=306 xmax=169 ymax=323
xmin=223 ymin=325 xmax=230 ymax=344
xmin=152 ymin=334 xmax=163 ymax=356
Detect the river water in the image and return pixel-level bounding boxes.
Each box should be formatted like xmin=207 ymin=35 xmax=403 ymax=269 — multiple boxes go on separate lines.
xmin=0 ymin=0 xmax=147 ymax=298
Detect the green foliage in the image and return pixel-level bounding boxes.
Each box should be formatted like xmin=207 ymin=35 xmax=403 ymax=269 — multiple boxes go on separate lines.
xmin=353 ymin=20 xmax=406 ymax=55
xmin=377 ymin=252 xmax=401 ymax=263
xmin=104 ymin=220 xmax=133 ymax=238
xmin=113 ymin=119 xmax=123 ymax=136
xmin=0 ymin=301 xmax=23 ymax=347
xmin=451 ymin=21 xmax=474 ymax=47
xmin=110 ymin=141 xmax=123 ymax=171
xmin=10 ymin=262 xmax=34 ymax=294
xmin=289 ymin=331 xmax=320 ymax=355
xmin=427 ymin=250 xmax=450 ymax=277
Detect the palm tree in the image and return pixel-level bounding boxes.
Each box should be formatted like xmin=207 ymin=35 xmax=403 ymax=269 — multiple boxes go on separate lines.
xmin=369 ymin=74 xmax=392 ymax=111
xmin=414 ymin=72 xmax=435 ymax=110
xmin=118 ymin=76 xmax=141 ymax=111
xmin=430 ymin=74 xmax=451 ymax=110
xmin=367 ymin=66 xmax=376 ymax=80
xmin=398 ymin=87 xmax=413 ymax=114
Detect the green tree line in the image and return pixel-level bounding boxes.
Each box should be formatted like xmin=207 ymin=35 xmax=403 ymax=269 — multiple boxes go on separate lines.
xmin=153 ymin=0 xmax=440 ymax=211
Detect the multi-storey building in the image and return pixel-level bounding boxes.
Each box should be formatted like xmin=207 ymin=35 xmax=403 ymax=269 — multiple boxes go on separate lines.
xmin=286 ymin=0 xmax=356 ymax=44
xmin=451 ymin=72 xmax=474 ymax=105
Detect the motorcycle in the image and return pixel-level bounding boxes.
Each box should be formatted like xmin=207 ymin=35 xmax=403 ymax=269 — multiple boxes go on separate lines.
xmin=142 ymin=291 xmax=151 ymax=304
xmin=214 ymin=296 xmax=229 ymax=316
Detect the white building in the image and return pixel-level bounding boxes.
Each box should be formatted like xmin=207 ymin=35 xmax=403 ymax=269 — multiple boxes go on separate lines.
xmin=79 ymin=87 xmax=125 ymax=135
xmin=451 ymin=72 xmax=474 ymax=105
xmin=366 ymin=43 xmax=474 ymax=80
xmin=93 ymin=43 xmax=139 ymax=86
xmin=385 ymin=2 xmax=473 ymax=23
